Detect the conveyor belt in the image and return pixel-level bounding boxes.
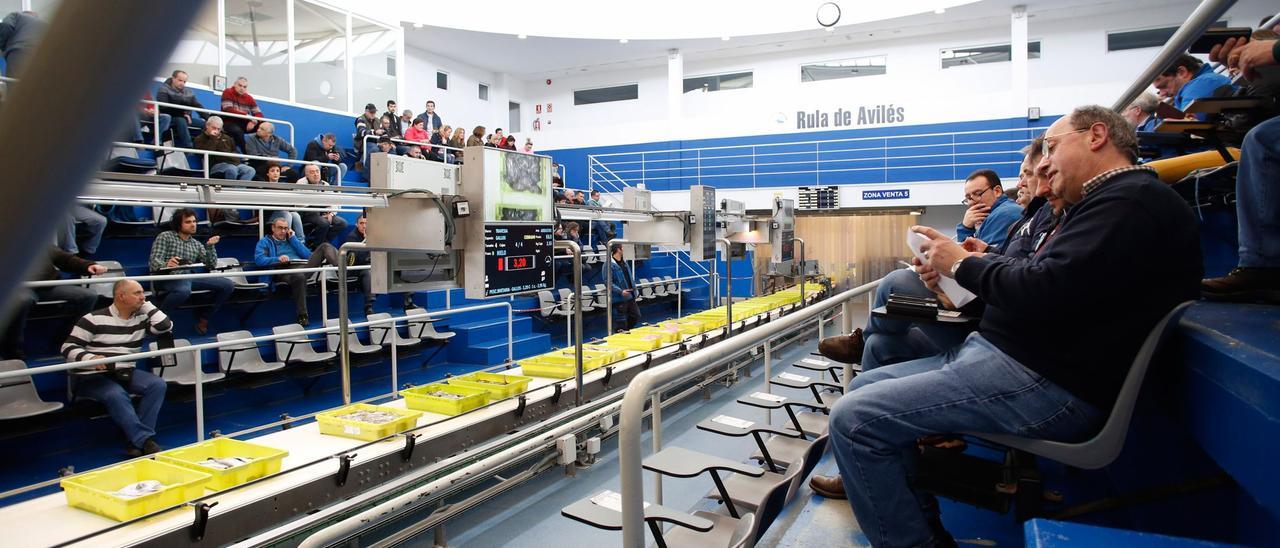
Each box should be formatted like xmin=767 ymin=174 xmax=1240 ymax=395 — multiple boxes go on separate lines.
xmin=0 ymin=295 xmax=821 ymax=547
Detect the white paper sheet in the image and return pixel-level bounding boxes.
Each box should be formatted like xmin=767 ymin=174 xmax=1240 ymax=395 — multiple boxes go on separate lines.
xmin=906 ymin=229 xmax=977 ymax=308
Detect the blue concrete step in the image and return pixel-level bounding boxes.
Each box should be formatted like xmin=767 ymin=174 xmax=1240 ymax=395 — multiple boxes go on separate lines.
xmin=450 ymin=332 xmax=551 ymax=365
xmin=1025 ymin=519 xmax=1235 ymax=547
xmin=447 ymin=316 xmax=535 ymax=347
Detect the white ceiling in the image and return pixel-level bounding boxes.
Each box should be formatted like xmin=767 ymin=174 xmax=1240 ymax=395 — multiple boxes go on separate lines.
xmin=403 ymin=0 xmax=1197 ymax=79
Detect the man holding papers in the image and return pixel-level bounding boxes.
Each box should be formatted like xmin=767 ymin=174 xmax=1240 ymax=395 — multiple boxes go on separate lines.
xmin=823 ymin=105 xmax=1201 ymax=547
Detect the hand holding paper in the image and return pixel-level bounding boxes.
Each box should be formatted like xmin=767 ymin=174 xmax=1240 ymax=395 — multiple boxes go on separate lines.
xmin=907 ymin=226 xmax=976 ymax=308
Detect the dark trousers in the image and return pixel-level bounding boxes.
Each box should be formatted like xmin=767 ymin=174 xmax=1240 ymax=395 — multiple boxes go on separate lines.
xmin=614 ymin=299 xmax=641 ymax=331
xmin=0 ymin=286 xmax=98 ymax=358
xmin=272 ymin=243 xmax=339 ymax=316
xmin=223 ymin=118 xmax=249 ymax=152
xmin=303 ymin=212 xmax=348 ymax=248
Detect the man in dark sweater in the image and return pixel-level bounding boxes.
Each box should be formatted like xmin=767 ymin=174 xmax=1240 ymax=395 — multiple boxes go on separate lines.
xmin=155 ymin=70 xmax=204 ymax=148
xmin=303 ymin=133 xmax=346 ymax=184
xmin=0 ymin=247 xmax=105 ymax=358
xmin=826 ymin=105 xmax=1201 ymax=547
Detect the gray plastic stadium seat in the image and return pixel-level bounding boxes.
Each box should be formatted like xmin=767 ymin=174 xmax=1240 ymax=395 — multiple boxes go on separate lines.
xmin=578 ymin=290 xmax=596 ymax=313
xmin=324 ymin=319 xmax=382 ymax=355
xmin=710 ymin=435 xmax=828 ymax=512
xmin=217 ymin=330 xmax=286 ymax=374
xmin=536 ymin=290 xmax=560 ymax=319
xmin=0 ymin=360 xmax=63 ymax=419
xmin=87 ymin=260 xmax=126 ymax=301
xmin=639 ymin=279 xmax=656 ymax=301
xmin=406 ymin=313 xmax=456 ymax=341
xmin=216 ymin=257 xmax=268 ymax=290
xmin=366 ymin=313 xmax=421 ymax=347
xmin=964 ymin=302 xmax=1193 ymax=470
xmin=149 ymin=339 xmax=225 ymax=386
xmin=592 ymin=284 xmax=607 ymax=309
xmin=272 ymin=324 xmax=337 ymax=365
xmin=556 ymin=289 xmax=575 ymax=316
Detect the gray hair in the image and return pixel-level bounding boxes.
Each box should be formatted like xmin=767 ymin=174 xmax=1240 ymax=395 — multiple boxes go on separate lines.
xmin=205 ymin=115 xmax=223 ymax=128
xmin=1069 ymin=105 xmax=1138 ymax=163
xmin=1129 ymin=92 xmax=1159 ymax=115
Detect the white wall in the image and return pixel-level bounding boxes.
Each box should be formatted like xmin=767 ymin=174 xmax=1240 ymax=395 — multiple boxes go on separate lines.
xmin=403 ymin=46 xmax=534 ymax=143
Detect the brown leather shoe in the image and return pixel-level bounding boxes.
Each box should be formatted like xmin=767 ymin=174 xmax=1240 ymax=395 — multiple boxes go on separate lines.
xmin=809 ymin=474 xmax=846 ymax=499
xmin=818 ymin=328 xmax=864 ymax=364
xmin=1202 ymin=267 xmax=1280 ymax=304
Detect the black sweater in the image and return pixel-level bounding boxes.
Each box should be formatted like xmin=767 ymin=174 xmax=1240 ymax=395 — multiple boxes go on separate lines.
xmin=954 ymin=169 xmax=1201 ymax=410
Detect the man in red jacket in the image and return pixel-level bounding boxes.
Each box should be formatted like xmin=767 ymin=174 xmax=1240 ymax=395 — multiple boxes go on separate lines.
xmin=220 ymin=76 xmax=264 ymax=153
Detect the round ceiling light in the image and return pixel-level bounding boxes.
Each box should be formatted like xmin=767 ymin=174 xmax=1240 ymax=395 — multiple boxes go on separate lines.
xmin=816 ymin=2 xmax=841 ymax=28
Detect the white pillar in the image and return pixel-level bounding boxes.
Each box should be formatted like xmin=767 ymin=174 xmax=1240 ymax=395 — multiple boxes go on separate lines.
xmin=667 ymin=49 xmax=683 ymax=132
xmin=1011 ymin=5 xmax=1029 ymax=116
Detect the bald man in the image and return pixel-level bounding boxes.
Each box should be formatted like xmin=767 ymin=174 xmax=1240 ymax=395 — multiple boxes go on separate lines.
xmin=62 ymin=279 xmax=172 ymax=457
xmin=245 ymin=121 xmax=297 ymax=176
xmin=297 ymin=163 xmax=348 ymax=246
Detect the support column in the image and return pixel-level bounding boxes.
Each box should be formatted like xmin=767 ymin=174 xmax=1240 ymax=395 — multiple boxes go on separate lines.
xmin=667 ymin=49 xmax=683 ymax=131
xmin=1011 ymin=5 xmax=1029 ymax=116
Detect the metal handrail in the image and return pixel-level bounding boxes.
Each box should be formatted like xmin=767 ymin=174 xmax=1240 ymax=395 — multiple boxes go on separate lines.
xmin=25 ymin=264 xmax=370 ymax=288
xmin=141 ymin=98 xmax=296 ymax=148
xmin=1110 ymin=0 xmax=1237 ymax=111
xmin=112 ymin=141 xmax=342 ymax=182
xmin=360 ymin=134 xmax=465 ymax=157
xmin=616 ymin=279 xmax=879 ymax=547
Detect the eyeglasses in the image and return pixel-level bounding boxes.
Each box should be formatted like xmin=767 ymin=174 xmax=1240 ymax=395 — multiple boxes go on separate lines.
xmin=1041 ymin=126 xmax=1091 ymax=158
xmin=961 ymin=185 xmax=996 ymax=206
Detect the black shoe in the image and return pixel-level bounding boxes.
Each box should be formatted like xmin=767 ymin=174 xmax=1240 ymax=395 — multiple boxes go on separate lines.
xmin=1201 ymin=267 xmax=1280 ymax=304
xmin=364 ymin=304 xmax=374 ymax=316
xmin=297 ymin=314 xmax=310 ymax=327
xmin=403 ymin=298 xmax=418 ymax=310
xmin=141 ymin=438 xmax=163 ymax=455
xmin=124 ymin=444 xmax=144 ymax=458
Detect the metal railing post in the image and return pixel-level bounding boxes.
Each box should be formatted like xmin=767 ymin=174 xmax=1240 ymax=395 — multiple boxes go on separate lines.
xmin=1111 ymin=0 xmax=1238 ymax=111
xmin=651 ymin=392 xmax=663 ymax=505
xmin=194 ymin=359 xmax=205 ymax=442
xmin=842 ymin=299 xmax=854 ymax=336
xmin=716 ymin=238 xmax=732 ymax=337
xmin=795 ymin=237 xmax=807 ymax=308
xmin=319 ymin=273 xmax=328 ymax=322
xmin=337 ymin=241 xmax=364 ymax=405
xmin=554 ymin=240 xmax=584 ymax=406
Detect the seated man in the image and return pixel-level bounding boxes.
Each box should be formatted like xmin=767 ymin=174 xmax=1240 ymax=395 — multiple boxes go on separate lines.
xmin=194 ymin=116 xmax=254 ymax=180
xmin=254 ymin=216 xmax=341 ymax=326
xmin=346 ymin=214 xmax=415 ymax=315
xmin=297 ymin=164 xmax=349 ymax=247
xmin=245 ymin=121 xmax=297 ymax=177
xmin=0 ymin=247 xmax=105 ymax=359
xmin=1121 ymin=91 xmax=1160 ymax=133
xmin=954 ymin=168 xmax=1022 ymax=249
xmin=148 ymin=208 xmax=233 ymax=335
xmin=156 ymin=69 xmax=204 ymax=149
xmin=362 ymin=136 xmax=397 ymax=180
xmin=609 ymin=244 xmax=640 ymax=331
xmin=823 ymin=106 xmax=1201 ymax=546
xmin=58 ymin=205 xmax=107 ymax=259
xmin=303 ymin=132 xmax=346 ymax=184
xmin=818 ymin=158 xmax=1045 ymax=368
xmin=62 ymin=279 xmax=173 ymax=457
xmin=1201 ymin=34 xmax=1280 ymax=303
xmin=1152 ymin=52 xmax=1233 ymax=118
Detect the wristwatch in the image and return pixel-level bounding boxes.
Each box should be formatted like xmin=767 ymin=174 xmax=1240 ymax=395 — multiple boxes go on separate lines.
xmin=949 ymin=256 xmax=966 ymax=277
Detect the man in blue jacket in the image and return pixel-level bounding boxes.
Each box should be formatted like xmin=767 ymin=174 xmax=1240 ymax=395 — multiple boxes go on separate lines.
xmin=254 ymin=217 xmax=340 ymax=326
xmin=608 ymin=244 xmax=640 ymax=331
xmin=1152 ymin=53 xmax=1232 ymax=118
xmin=825 ymin=105 xmax=1201 ymax=547
xmin=955 ymin=169 xmax=1022 ymax=249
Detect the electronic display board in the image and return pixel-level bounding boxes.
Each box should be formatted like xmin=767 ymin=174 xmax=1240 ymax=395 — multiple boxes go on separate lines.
xmin=482 ymin=223 xmax=554 ymax=297
xmin=689 ymin=185 xmax=717 ymax=261
xmin=772 ymin=198 xmax=796 ymax=266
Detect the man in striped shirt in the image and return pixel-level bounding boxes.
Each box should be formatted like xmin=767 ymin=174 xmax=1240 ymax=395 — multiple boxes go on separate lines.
xmin=62 ymin=279 xmax=172 ymax=457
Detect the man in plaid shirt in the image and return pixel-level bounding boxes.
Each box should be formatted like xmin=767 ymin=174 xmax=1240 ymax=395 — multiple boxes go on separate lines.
xmin=148 ymin=208 xmax=233 ymax=334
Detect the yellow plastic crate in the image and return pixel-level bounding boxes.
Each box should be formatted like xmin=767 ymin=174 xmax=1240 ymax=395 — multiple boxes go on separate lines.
xmin=316 ymin=403 xmax=423 ymax=441
xmin=687 ymin=313 xmax=728 ymax=330
xmin=154 ymin=438 xmax=288 ymax=491
xmin=518 ymin=353 xmax=608 ymax=379
xmin=61 ymin=459 xmax=211 ymax=521
xmin=445 ymin=372 xmax=532 ymax=401
xmin=579 ymin=345 xmax=628 ymax=364
xmin=402 ymin=383 xmax=489 ymax=415
xmin=628 ymin=326 xmax=681 ymax=343
xmin=656 ymin=320 xmax=706 ymax=335
xmin=602 ymin=333 xmax=665 ymax=351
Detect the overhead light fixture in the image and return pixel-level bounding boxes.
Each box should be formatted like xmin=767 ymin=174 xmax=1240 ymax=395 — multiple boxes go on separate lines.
xmin=619 ymin=39 xmax=629 ymax=44
xmin=79 ymin=181 xmax=205 ymax=205
xmin=556 ymin=206 xmax=654 ymax=223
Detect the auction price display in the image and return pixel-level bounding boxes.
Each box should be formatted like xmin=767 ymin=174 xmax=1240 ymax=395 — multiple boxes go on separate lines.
xmin=483 ymin=223 xmax=553 ymax=297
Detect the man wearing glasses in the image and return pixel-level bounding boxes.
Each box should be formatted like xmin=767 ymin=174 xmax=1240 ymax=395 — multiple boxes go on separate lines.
xmin=825 ymin=105 xmax=1200 ymax=547
xmin=955 ymin=169 xmax=1022 ymax=250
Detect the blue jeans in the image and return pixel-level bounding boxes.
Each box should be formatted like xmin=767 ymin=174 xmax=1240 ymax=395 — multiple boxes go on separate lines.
xmin=1237 ymin=116 xmax=1280 ymax=268
xmin=59 ymin=206 xmax=107 ymax=255
xmin=862 ymin=268 xmax=971 ymax=370
xmin=169 ymin=112 xmax=203 ymax=149
xmin=154 ymin=277 xmax=234 ymax=320
xmin=209 ymin=162 xmax=255 ymax=180
xmin=132 ymin=113 xmax=172 ymax=145
xmin=76 ymin=369 xmax=167 ymax=448
xmin=830 ymin=334 xmax=1103 ymax=548
xmin=270 ymin=211 xmax=305 ymax=237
